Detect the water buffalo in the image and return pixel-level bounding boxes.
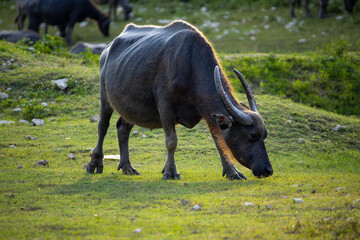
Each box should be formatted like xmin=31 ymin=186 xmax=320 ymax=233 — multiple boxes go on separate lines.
xmin=25 ymin=0 xmax=110 ymax=44
xmin=291 ymin=0 xmax=357 ymax=18
xmin=93 ymin=0 xmax=133 ymax=21
xmin=86 ymin=20 xmax=273 ymax=180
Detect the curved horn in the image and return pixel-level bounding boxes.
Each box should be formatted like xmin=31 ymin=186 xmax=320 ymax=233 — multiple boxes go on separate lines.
xmin=214 ymin=66 xmax=253 ymax=126
xmin=233 ymin=68 xmax=259 ymax=113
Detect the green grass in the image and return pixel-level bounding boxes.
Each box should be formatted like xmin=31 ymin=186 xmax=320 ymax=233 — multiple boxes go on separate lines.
xmin=1 ymin=40 xmax=360 ymax=239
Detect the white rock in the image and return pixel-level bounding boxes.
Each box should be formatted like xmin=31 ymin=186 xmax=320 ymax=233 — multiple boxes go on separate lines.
xmin=242 ymin=202 xmax=255 ymax=207
xmin=285 ymin=20 xmax=297 ymax=29
xmin=133 ymin=228 xmax=142 ymax=233
xmin=336 ymin=15 xmax=344 ymax=20
xmin=298 ymin=138 xmax=304 ymax=144
xmin=90 ymin=115 xmax=100 ymax=122
xmin=67 ymin=153 xmax=76 ymax=159
xmin=158 ymin=19 xmax=172 ymax=24
xmin=13 ymin=108 xmax=22 ymax=112
xmin=287 ymin=119 xmax=292 ymax=123
xmin=201 ymin=7 xmax=207 ymax=12
xmin=321 ymin=32 xmax=328 ymax=36
xmin=265 ymin=204 xmax=273 ymax=209
xmin=132 ymin=130 xmax=139 ymax=136
xmin=264 ymin=24 xmax=270 ymax=29
xmin=250 ymin=36 xmax=256 ymax=41
xmin=104 ymin=155 xmax=120 ymax=160
xmin=323 ymin=217 xmax=331 ymax=221
xmin=142 ymin=134 xmax=147 ymax=138
xmin=41 ymin=102 xmax=48 ymax=107
xmin=332 ymin=124 xmax=346 ymax=131
xmin=79 ymin=21 xmax=88 ymax=27
xmin=31 ymin=118 xmax=45 ymax=126
xmin=270 ymin=6 xmax=276 ymax=11
xmin=0 ymin=120 xmax=15 ymax=125
xmin=10 ymin=144 xmax=16 ymax=148
xmin=192 ymin=204 xmax=202 ymax=211
xmin=19 ymin=119 xmax=29 ymax=124
xmin=51 ymin=78 xmax=68 ymax=91
xmin=335 ymin=187 xmax=345 ymax=191
xmin=0 ymin=92 xmax=9 ymax=99
xmin=292 ymin=184 xmax=301 ymax=187
xmin=294 ymin=198 xmax=304 ymax=203
xmin=298 ymin=39 xmax=307 ymax=43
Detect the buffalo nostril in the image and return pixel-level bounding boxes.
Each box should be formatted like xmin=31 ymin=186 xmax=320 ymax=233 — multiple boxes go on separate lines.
xmin=265 ymin=166 xmax=273 ymax=176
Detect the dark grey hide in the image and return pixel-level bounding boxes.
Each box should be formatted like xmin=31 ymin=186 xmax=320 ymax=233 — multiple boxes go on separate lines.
xmin=86 ymin=20 xmax=273 ymax=180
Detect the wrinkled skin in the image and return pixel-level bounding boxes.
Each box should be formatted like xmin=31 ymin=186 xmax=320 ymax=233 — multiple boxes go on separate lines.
xmin=86 ymin=20 xmax=273 ymax=180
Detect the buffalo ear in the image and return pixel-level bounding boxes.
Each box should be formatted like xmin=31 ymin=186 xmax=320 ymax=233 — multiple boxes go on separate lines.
xmin=211 ymin=114 xmax=233 ymax=130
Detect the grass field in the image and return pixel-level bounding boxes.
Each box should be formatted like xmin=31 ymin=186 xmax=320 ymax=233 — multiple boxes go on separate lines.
xmin=1 ymin=0 xmax=360 ymax=239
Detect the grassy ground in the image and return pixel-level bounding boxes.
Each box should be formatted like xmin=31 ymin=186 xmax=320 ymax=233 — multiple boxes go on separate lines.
xmin=1 ymin=39 xmax=360 ymax=239
xmin=0 ymin=0 xmax=360 ymax=53
xmin=1 ymin=0 xmax=360 ymax=239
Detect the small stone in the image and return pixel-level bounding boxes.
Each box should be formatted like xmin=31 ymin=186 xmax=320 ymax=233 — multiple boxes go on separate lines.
xmin=51 ymin=78 xmax=68 ymax=91
xmin=311 ymin=190 xmax=317 ymax=194
xmin=31 ymin=119 xmax=45 ymax=126
xmin=19 ymin=119 xmax=29 ymax=124
xmin=41 ymin=102 xmax=48 ymax=107
xmin=133 ymin=228 xmax=142 ymax=233
xmin=67 ymin=153 xmax=76 ymax=159
xmin=265 ymin=204 xmax=273 ymax=209
xmin=34 ymin=160 xmax=49 ymax=167
xmin=298 ymin=138 xmax=304 ymax=144
xmin=90 ymin=115 xmax=100 ymax=122
xmin=294 ymin=198 xmax=304 ymax=203
xmin=18 ymin=165 xmax=23 ymax=169
xmin=0 ymin=120 xmax=15 ymax=125
xmin=9 ymin=144 xmax=16 ymax=148
xmin=184 ymin=182 xmax=188 ymax=187
xmin=297 ymin=161 xmax=304 ymax=164
xmin=13 ymin=108 xmax=22 ymax=112
xmin=242 ymin=202 xmax=255 ymax=207
xmin=133 ymin=130 xmax=139 ymax=136
xmin=292 ymin=184 xmax=301 ymax=187
xmin=298 ymin=39 xmax=307 ymax=43
xmin=356 ymin=199 xmax=360 ymax=203
xmin=192 ymin=204 xmax=202 ymax=211
xmin=79 ymin=21 xmax=88 ymax=27
xmin=335 ymin=187 xmax=345 ymax=191
xmin=25 ymin=135 xmax=32 ymax=140
xmin=0 ymin=92 xmax=9 ymax=99
xmin=332 ymin=124 xmax=346 ymax=131
xmin=31 ymin=137 xmax=37 ymax=140
xmin=142 ymin=134 xmax=147 ymax=138
xmin=336 ymin=15 xmax=344 ymax=20
xmin=323 ymin=217 xmax=331 ymax=221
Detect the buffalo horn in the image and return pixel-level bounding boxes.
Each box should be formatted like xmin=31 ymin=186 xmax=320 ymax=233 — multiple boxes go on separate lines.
xmin=214 ymin=66 xmax=253 ymax=126
xmin=233 ymin=68 xmax=259 ymax=113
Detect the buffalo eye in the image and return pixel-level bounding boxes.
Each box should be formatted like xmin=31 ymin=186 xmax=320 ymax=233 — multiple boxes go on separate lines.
xmin=250 ymin=133 xmax=259 ymax=142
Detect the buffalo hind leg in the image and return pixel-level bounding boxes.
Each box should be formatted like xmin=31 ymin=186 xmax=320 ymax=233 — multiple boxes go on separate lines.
xmin=116 ymin=117 xmax=139 ymax=175
xmin=87 ymin=101 xmax=113 ymax=174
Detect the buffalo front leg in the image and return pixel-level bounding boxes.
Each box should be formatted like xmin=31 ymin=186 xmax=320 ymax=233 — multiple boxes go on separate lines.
xmin=116 ymin=117 xmax=139 ymax=175
xmin=87 ymin=102 xmax=113 ymax=174
xmin=207 ymin=122 xmax=247 ymax=180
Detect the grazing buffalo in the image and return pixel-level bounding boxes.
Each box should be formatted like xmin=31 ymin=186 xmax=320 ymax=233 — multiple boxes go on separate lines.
xmin=86 ymin=21 xmax=273 ymax=180
xmin=25 ymin=0 xmax=110 ymax=44
xmin=0 ymin=30 xmax=41 ymax=45
xmin=93 ymin=0 xmax=133 ymax=21
xmin=291 ymin=0 xmax=357 ymax=18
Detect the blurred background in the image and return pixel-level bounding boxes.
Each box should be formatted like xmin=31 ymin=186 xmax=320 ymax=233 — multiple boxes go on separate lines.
xmin=0 ymin=0 xmax=359 ymax=53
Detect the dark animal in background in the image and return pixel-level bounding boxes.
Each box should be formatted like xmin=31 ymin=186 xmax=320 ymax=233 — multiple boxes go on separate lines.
xmin=291 ymin=0 xmax=357 ymax=18
xmin=70 ymin=42 xmax=108 ymax=54
xmin=0 ymin=30 xmax=41 ymax=45
xmin=14 ymin=0 xmax=27 ymax=30
xmin=93 ymin=0 xmax=133 ymax=21
xmin=25 ymin=0 xmax=110 ymax=44
xmin=86 ymin=21 xmax=273 ymax=180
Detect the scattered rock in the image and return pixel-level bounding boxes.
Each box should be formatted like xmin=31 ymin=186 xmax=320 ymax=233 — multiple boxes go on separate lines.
xmin=298 ymin=138 xmax=304 ymax=144
xmin=142 ymin=134 xmax=147 ymax=138
xmin=19 ymin=119 xmax=29 ymax=124
xmin=79 ymin=21 xmax=88 ymax=27
xmin=292 ymin=184 xmax=301 ymax=187
xmin=192 ymin=204 xmax=202 ymax=211
xmin=31 ymin=118 xmax=45 ymax=126
xmin=51 ymin=78 xmax=68 ymax=91
xmin=242 ymin=202 xmax=255 ymax=207
xmin=298 ymin=39 xmax=307 ymax=43
xmin=13 ymin=108 xmax=22 ymax=112
xmin=9 ymin=144 xmax=16 ymax=148
xmin=133 ymin=228 xmax=142 ymax=233
xmin=265 ymin=204 xmax=273 ymax=209
xmin=285 ymin=20 xmax=297 ymax=30
xmin=0 ymin=120 xmax=15 ymax=125
xmin=0 ymin=92 xmax=9 ymax=99
xmin=332 ymin=124 xmax=346 ymax=131
xmin=294 ymin=198 xmax=304 ymax=203
xmin=336 ymin=15 xmax=344 ymax=20
xmin=132 ymin=130 xmax=139 ymax=136
xmin=41 ymin=102 xmax=48 ymax=107
xmin=297 ymin=161 xmax=304 ymax=164
xmin=311 ymin=190 xmax=317 ymax=194
xmin=356 ymin=199 xmax=360 ymax=203
xmin=25 ymin=135 xmax=32 ymax=140
xmin=335 ymin=187 xmax=345 ymax=191
xmin=67 ymin=153 xmax=76 ymax=159
xmin=104 ymin=155 xmax=120 ymax=160
xmin=90 ymin=115 xmax=100 ymax=122
xmin=323 ymin=217 xmax=331 ymax=221
xmin=34 ymin=160 xmax=49 ymax=167
xmin=184 ymin=182 xmax=188 ymax=187
xmin=18 ymin=165 xmax=23 ymax=169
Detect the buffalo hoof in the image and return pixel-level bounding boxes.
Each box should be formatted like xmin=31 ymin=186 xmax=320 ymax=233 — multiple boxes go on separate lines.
xmin=118 ymin=163 xmax=140 ymax=175
xmin=85 ymin=163 xmax=103 ymax=174
xmin=162 ymin=167 xmax=181 ymax=180
xmin=223 ymin=165 xmax=247 ymax=180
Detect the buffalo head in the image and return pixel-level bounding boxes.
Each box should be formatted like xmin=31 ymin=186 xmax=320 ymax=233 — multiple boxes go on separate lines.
xmin=98 ymin=17 xmax=110 ymax=37
xmin=213 ymin=66 xmax=273 ymax=178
